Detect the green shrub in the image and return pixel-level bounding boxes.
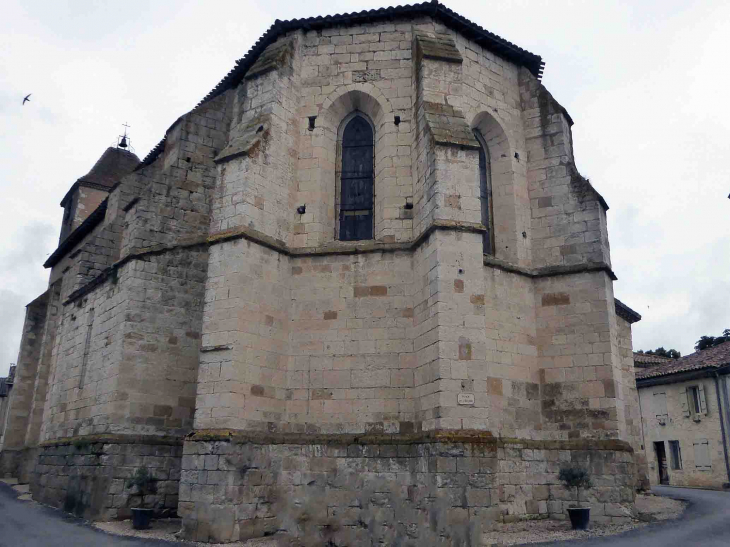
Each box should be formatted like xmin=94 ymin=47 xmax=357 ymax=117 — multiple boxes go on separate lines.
xmin=558 ymin=465 xmax=592 ymax=508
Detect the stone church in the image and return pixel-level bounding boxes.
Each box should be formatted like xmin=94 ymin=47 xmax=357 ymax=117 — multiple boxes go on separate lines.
xmin=0 ymin=1 xmax=648 ymax=543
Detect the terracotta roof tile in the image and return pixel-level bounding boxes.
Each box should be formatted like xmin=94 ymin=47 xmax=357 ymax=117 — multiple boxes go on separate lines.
xmin=633 ymin=352 xmax=672 ymax=366
xmin=636 ymin=341 xmax=730 ymax=380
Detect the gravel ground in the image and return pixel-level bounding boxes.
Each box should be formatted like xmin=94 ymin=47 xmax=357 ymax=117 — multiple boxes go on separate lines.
xmin=93 ymin=494 xmax=686 ymax=546
xmin=93 ymin=520 xmax=288 ymax=546
xmin=482 ymin=494 xmax=686 ymax=546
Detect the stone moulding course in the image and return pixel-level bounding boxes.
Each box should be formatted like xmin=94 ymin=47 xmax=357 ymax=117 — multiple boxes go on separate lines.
xmin=186 ymin=428 xmax=634 ymax=453
xmin=39 ymin=433 xmax=184 ymax=448
xmin=62 ymin=220 xmax=619 ymax=305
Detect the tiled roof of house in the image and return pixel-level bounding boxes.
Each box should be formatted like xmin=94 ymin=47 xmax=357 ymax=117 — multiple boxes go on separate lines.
xmin=636 ymin=341 xmax=730 ymax=380
xmin=633 ymin=352 xmax=672 ymax=366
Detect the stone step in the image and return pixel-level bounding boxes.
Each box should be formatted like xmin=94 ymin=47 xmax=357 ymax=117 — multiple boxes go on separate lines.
xmin=17 ymin=493 xmax=33 ymax=501
xmin=12 ymin=484 xmax=30 ymax=494
xmin=0 ymin=478 xmax=19 ymax=486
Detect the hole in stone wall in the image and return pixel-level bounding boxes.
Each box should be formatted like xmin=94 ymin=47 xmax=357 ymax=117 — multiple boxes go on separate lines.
xmin=308 ymin=116 xmax=317 ymax=131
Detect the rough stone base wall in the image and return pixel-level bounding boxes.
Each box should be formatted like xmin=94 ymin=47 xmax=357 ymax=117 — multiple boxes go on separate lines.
xmin=179 ymin=433 xmax=637 ymax=544
xmin=29 ymin=437 xmax=183 ymax=520
xmin=0 ymin=447 xmax=39 ymax=483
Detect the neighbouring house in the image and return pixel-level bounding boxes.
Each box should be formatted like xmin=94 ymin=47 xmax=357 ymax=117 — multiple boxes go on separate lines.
xmin=636 ymin=341 xmax=730 ymax=489
xmin=0 ymin=2 xmax=649 ymax=542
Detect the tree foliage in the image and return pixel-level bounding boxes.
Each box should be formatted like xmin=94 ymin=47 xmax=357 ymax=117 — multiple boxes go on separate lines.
xmin=127 ymin=467 xmax=157 ymax=509
xmin=695 ymin=329 xmax=730 ymax=351
xmin=636 ymin=347 xmax=680 ymax=359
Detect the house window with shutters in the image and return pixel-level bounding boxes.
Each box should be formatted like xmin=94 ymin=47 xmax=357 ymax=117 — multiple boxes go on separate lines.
xmin=473 ymin=130 xmax=494 ymax=255
xmin=337 ymin=114 xmax=374 ymax=241
xmin=681 ymin=384 xmax=708 ymax=421
xmin=654 ymin=391 xmax=668 ymax=424
xmin=693 ymin=439 xmax=712 ymax=469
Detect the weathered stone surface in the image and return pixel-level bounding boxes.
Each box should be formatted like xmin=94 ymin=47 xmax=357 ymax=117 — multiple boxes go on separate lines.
xmin=180 ymin=436 xmax=636 ymax=543
xmin=0 ymin=5 xmax=647 ymax=542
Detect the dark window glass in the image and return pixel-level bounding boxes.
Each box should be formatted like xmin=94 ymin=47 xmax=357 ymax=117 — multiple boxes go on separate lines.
xmin=339 ymin=116 xmax=374 ymax=241
xmin=474 ymin=130 xmax=493 ymax=255
xmin=689 ymin=386 xmax=701 ymax=414
xmin=669 ymin=440 xmax=682 ymax=470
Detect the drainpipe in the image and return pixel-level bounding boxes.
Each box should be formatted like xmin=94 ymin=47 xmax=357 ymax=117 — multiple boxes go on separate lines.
xmin=712 ymin=372 xmax=730 ymax=487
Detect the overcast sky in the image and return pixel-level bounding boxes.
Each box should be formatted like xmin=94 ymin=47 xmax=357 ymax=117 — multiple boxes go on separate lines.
xmin=1 ymin=0 xmax=728 ymax=377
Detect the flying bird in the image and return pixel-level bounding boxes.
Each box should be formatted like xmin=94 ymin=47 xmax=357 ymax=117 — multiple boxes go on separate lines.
xmin=22 ymin=94 xmax=31 ymax=105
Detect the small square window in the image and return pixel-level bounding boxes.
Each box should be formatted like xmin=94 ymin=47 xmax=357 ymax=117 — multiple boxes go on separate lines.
xmin=669 ymin=440 xmax=682 ymax=470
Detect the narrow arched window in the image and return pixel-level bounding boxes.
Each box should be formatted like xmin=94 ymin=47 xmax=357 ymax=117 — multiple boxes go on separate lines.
xmin=339 ymin=115 xmax=374 ymax=241
xmin=474 ymin=129 xmax=494 ymax=255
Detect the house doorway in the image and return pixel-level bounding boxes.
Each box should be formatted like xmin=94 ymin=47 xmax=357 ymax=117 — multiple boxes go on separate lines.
xmin=654 ymin=441 xmax=669 ymax=485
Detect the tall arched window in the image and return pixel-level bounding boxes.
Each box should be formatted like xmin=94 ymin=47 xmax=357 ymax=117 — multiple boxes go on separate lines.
xmin=474 ymin=129 xmax=494 ymax=255
xmin=339 ymin=115 xmax=374 ymax=241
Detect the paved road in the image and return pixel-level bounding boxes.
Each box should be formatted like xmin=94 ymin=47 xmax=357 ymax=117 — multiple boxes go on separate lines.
xmin=540 ymin=485 xmax=730 ymax=547
xmin=0 ymin=482 xmax=175 ymax=547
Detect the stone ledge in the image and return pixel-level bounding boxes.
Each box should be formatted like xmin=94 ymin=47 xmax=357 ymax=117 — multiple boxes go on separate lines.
xmin=39 ymin=433 xmax=184 ymax=448
xmin=483 ymin=255 xmax=618 ymax=281
xmin=414 ymin=31 xmax=463 ymax=64
xmin=186 ymin=428 xmax=634 ymax=452
xmin=63 ymin=220 xmax=619 ymax=306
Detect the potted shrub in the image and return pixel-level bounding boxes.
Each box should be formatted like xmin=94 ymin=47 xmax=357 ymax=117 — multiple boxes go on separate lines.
xmin=127 ymin=467 xmax=157 ymax=530
xmin=558 ymin=464 xmax=593 ymax=530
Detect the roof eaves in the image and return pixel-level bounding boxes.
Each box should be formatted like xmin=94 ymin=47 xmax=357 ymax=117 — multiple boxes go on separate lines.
xmin=615 ymin=298 xmax=641 ymax=324
xmin=44 ymin=199 xmax=108 ymax=269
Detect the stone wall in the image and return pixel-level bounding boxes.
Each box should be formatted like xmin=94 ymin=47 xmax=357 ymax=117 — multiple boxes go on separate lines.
xmin=31 ymin=436 xmax=182 ymax=520
xmin=179 ymin=433 xmax=636 ymax=544
xmin=0 ymin=292 xmax=49 ymax=455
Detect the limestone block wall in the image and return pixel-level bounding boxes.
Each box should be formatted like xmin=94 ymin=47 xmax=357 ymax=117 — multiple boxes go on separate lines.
xmin=179 ymin=434 xmax=636 ymax=544
xmin=288 ymin=251 xmax=414 ymax=429
xmin=521 ymin=72 xmax=611 ymax=270
xmin=122 ymin=94 xmax=227 ymax=255
xmin=535 ymin=272 xmax=624 ymax=440
xmin=212 ymin=39 xmax=299 ymax=242
xmin=72 ymin=186 xmax=109 ymax=231
xmin=23 ymin=281 xmax=62 ymax=448
xmin=616 ymin=315 xmax=650 ymax=489
xmin=296 ymin=20 xmax=418 ymax=245
xmin=31 ymin=437 xmax=182 ymax=520
xmin=196 ymin=238 xmax=290 ymax=430
xmin=639 ymin=377 xmax=730 ymax=489
xmin=42 ymin=268 xmax=128 ymax=440
xmin=0 ymin=292 xmax=49 ymax=453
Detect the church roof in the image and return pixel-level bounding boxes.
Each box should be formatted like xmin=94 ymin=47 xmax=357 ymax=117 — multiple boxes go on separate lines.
xmin=61 ymin=147 xmax=140 ymax=206
xmin=139 ymin=1 xmax=544 ymax=168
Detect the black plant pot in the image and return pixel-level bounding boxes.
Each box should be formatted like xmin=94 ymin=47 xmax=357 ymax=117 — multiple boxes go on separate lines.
xmin=131 ymin=508 xmax=153 ymax=530
xmin=567 ymin=507 xmax=590 ymax=530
